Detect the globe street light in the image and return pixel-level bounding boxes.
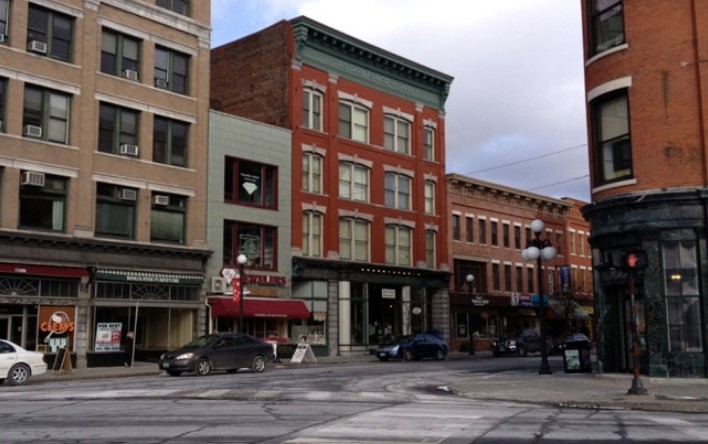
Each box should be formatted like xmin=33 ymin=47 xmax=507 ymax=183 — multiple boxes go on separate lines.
xmin=237 ymin=253 xmax=248 ymax=333
xmin=521 ymin=219 xmax=556 ymax=375
xmin=466 ymin=274 xmax=475 ymax=356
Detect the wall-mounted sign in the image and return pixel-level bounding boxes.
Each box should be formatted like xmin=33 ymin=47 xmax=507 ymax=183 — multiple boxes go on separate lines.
xmin=381 ymin=288 xmax=396 ymax=299
xmin=38 ymin=306 xmax=76 ymax=353
xmin=95 ymin=323 xmax=122 ymax=352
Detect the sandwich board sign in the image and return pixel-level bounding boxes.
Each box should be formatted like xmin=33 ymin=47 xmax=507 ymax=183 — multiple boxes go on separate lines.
xmin=290 ymin=338 xmax=317 ymax=364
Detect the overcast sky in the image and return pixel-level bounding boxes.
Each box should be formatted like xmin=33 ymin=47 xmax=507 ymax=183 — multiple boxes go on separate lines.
xmin=211 ymin=0 xmax=590 ymax=202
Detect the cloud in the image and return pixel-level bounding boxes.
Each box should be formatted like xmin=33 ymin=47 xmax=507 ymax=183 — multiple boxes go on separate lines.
xmin=211 ymin=0 xmax=590 ymax=201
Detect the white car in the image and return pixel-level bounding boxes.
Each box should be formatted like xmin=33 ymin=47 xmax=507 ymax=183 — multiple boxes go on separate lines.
xmin=0 ymin=339 xmax=47 ymax=386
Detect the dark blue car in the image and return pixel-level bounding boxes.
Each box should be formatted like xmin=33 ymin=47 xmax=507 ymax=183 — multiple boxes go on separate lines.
xmin=376 ymin=333 xmax=448 ymax=361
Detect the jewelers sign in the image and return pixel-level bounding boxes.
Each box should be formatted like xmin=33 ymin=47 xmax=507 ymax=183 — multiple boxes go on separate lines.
xmin=95 ymin=323 xmax=123 ymax=352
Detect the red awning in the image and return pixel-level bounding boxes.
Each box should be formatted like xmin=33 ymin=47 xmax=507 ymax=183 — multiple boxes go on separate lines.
xmin=0 ymin=263 xmax=88 ymax=278
xmin=208 ymin=297 xmax=311 ymax=319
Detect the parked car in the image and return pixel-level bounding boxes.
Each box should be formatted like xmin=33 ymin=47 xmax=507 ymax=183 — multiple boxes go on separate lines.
xmin=558 ymin=333 xmax=592 ymax=351
xmin=0 ymin=339 xmax=47 ymax=386
xmin=158 ymin=333 xmax=273 ymax=377
xmin=492 ymin=329 xmax=552 ymax=357
xmin=376 ymin=333 xmax=448 ymax=361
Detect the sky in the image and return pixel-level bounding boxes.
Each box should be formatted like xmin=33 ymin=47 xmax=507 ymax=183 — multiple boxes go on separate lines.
xmin=211 ymin=0 xmax=590 ymax=202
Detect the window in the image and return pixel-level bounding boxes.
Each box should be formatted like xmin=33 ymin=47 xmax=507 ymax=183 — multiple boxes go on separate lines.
xmin=527 ymin=266 xmax=535 ymax=293
xmin=27 ymin=5 xmax=73 ymax=62
xmin=556 ymin=232 xmax=563 ymax=254
xmin=570 ymin=231 xmax=577 ymax=255
xmin=151 ymin=193 xmax=186 ymax=244
xmin=385 ymin=225 xmax=412 ymax=266
xmin=223 ymin=221 xmax=276 ymax=270
xmin=504 ymin=264 xmax=512 ymax=292
xmin=589 ymin=0 xmax=624 ymax=55
xmin=101 ymin=29 xmax=140 ymax=79
xmin=592 ymin=91 xmax=632 ymax=185
xmin=339 ymin=218 xmax=369 ymax=262
xmin=516 ymin=265 xmax=523 ymax=292
xmin=425 ymin=230 xmax=436 ymax=268
xmin=98 ymin=103 xmax=139 ymax=155
xmin=303 ymin=211 xmax=322 ymax=258
xmin=491 ymin=221 xmax=498 ymax=246
xmin=153 ymin=116 xmax=188 ymax=167
xmin=339 ymin=101 xmax=369 ymax=143
xmin=224 ymin=158 xmax=277 ymax=209
xmin=339 ymin=162 xmax=369 ymax=202
xmin=478 ymin=219 xmax=487 ymax=244
xmin=423 ymin=126 xmax=435 ymax=161
xmin=155 ymin=46 xmax=189 ymax=94
xmin=383 ymin=115 xmax=410 ymax=154
xmin=95 ymin=183 xmax=136 ymax=239
xmin=503 ymin=223 xmax=510 ymax=248
xmin=19 ymin=173 xmax=66 ymax=232
xmin=424 ymin=180 xmax=435 ymax=215
xmin=465 ymin=216 xmax=473 ymax=243
xmin=0 ymin=0 xmax=8 ymax=40
xmin=23 ymin=85 xmax=71 ymax=144
xmin=492 ymin=263 xmax=500 ymax=291
xmin=302 ymin=88 xmax=322 ymax=131
xmin=525 ymin=227 xmax=532 ymax=247
xmin=302 ymin=152 xmax=322 ymax=194
xmin=0 ymin=77 xmax=6 ymax=132
xmin=156 ymin=0 xmax=190 ymax=16
xmin=452 ymin=214 xmax=460 ymax=241
xmin=514 ymin=226 xmax=521 ymax=249
xmin=663 ymin=240 xmax=702 ymax=352
xmin=384 ymin=173 xmax=411 ymax=210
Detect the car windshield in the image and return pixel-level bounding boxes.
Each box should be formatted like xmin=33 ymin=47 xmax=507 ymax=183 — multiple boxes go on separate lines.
xmin=183 ymin=334 xmax=221 ymax=348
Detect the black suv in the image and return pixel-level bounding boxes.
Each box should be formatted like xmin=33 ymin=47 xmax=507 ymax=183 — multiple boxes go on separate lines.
xmin=492 ymin=328 xmax=552 ymax=357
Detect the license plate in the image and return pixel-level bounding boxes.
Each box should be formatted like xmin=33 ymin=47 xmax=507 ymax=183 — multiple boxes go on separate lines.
xmin=162 ymin=363 xmax=170 ymax=369
xmin=378 ymin=352 xmax=386 ymax=357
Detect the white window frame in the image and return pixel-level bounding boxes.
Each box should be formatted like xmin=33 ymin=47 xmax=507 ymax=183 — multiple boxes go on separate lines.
xmin=339 ymin=100 xmax=369 ymax=143
xmin=425 ymin=229 xmax=436 ymax=268
xmin=385 ymin=225 xmax=412 ymax=266
xmin=339 ymin=162 xmax=369 ymax=202
xmin=423 ymin=125 xmax=435 ymax=161
xmin=383 ymin=114 xmax=411 ymax=154
xmin=384 ymin=172 xmax=411 ymax=210
xmin=339 ymin=218 xmax=370 ymax=262
xmin=302 ymin=88 xmax=323 ymax=131
xmin=302 ymin=152 xmax=323 ymax=194
xmin=303 ymin=211 xmax=323 ymax=257
xmin=424 ymin=180 xmax=435 ymax=215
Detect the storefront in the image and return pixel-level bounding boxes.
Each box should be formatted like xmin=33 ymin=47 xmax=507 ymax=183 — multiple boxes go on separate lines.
xmin=88 ymin=269 xmax=204 ymax=366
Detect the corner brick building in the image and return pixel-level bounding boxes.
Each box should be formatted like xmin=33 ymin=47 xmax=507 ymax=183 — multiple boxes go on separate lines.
xmin=211 ymin=17 xmax=453 ymax=356
xmin=581 ymin=0 xmax=708 ymax=377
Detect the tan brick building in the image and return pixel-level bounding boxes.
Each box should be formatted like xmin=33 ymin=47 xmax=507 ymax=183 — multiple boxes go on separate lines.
xmin=0 ymin=0 xmax=211 ymax=368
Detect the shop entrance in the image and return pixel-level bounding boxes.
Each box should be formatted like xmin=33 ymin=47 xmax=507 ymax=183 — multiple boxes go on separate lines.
xmin=0 ymin=306 xmax=37 ymax=349
xmin=368 ymin=285 xmax=400 ymax=345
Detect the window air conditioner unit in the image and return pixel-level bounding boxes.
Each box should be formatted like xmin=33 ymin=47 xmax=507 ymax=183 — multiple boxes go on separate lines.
xmin=118 ymin=188 xmax=137 ymax=201
xmin=23 ymin=124 xmax=42 ymax=138
xmin=153 ymin=195 xmax=170 ymax=206
xmin=119 ymin=143 xmax=139 ymax=156
xmin=21 ymin=171 xmax=46 ymax=187
xmin=154 ymin=78 xmax=168 ymax=89
xmin=123 ymin=69 xmax=139 ymax=81
xmin=210 ymin=277 xmax=226 ymax=294
xmin=27 ymin=40 xmax=47 ymax=54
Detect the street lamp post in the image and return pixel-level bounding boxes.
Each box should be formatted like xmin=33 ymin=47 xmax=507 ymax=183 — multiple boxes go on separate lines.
xmin=466 ymin=274 xmax=475 ymax=356
xmin=521 ymin=219 xmax=556 ymax=375
xmin=237 ymin=253 xmax=248 ymax=333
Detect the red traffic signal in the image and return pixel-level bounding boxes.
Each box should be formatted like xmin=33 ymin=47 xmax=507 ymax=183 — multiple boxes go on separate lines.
xmin=624 ymin=251 xmax=648 ymax=269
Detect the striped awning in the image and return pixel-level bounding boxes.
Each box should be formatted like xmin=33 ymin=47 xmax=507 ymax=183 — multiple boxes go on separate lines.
xmin=95 ymin=269 xmax=204 ymax=285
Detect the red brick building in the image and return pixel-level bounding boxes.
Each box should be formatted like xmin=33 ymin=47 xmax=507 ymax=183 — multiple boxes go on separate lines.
xmin=581 ymin=0 xmax=708 ymax=377
xmin=447 ymin=175 xmax=592 ymax=353
xmin=211 ymin=17 xmax=453 ymax=356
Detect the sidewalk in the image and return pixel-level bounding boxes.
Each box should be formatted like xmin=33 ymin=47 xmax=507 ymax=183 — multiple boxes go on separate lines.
xmin=32 ymin=352 xmax=708 ymax=413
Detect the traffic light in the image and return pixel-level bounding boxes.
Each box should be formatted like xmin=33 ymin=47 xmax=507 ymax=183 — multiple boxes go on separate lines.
xmin=624 ymin=250 xmax=648 ymax=269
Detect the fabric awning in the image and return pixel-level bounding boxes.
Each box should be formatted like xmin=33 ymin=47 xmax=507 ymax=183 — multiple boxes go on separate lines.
xmin=0 ymin=263 xmax=88 ymax=278
xmin=208 ymin=297 xmax=311 ymax=319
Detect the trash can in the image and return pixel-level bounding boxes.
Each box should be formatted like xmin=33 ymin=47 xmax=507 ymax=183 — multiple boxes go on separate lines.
xmin=562 ymin=336 xmax=592 ymax=373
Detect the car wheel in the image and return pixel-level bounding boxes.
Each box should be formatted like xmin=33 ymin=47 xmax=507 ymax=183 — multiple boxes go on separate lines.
xmin=251 ymin=355 xmax=267 ymax=373
xmin=403 ymin=349 xmax=414 ymax=361
xmin=8 ymin=363 xmax=31 ymax=386
xmin=196 ymin=358 xmax=211 ymax=376
xmin=434 ymin=349 xmax=445 ymax=360
xmin=518 ymin=346 xmax=527 ymax=357
xmin=167 ymin=370 xmax=182 ymax=377
xmin=0 ymin=378 xmax=4 ymax=385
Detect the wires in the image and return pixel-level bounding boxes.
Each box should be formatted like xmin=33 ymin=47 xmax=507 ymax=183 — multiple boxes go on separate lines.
xmin=465 ymin=143 xmax=586 ymax=175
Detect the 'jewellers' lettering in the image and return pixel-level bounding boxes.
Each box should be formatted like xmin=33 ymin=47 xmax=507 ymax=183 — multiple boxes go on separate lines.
xmin=243 ymin=274 xmax=287 ymax=286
